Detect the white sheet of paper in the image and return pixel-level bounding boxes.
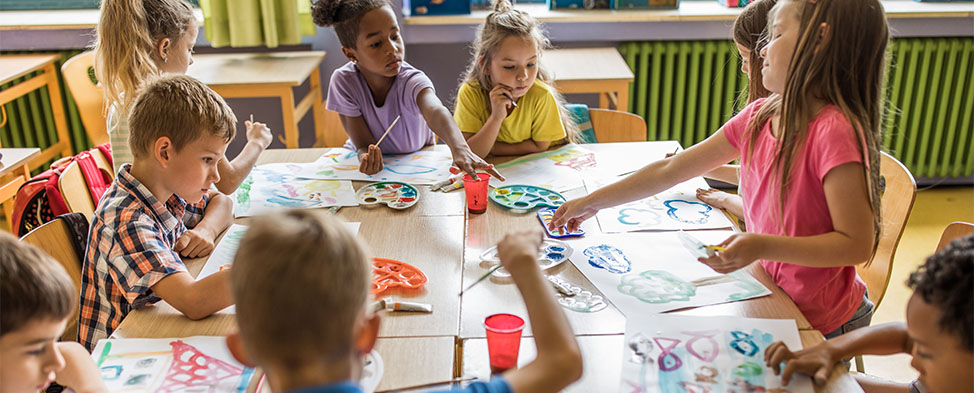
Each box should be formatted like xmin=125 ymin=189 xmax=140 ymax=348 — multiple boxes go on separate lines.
xmin=257 ymin=148 xmax=454 ymax=185
xmin=569 ymin=231 xmax=770 ymax=316
xmin=587 ymin=176 xmax=735 ymax=233
xmin=90 ymin=336 xmax=256 ymax=393
xmin=231 ymin=167 xmax=359 ymax=218
xmin=196 ymin=222 xmax=362 ymax=313
xmin=619 ymin=314 xmax=814 ymax=393
xmin=489 ymin=143 xmax=673 ymax=192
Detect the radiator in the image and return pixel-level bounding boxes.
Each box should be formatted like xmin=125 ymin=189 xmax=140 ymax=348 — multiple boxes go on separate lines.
xmin=619 ymin=38 xmax=974 ymax=179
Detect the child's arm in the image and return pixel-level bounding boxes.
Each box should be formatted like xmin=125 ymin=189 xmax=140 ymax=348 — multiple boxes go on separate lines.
xmin=698 ymin=162 xmax=876 ymax=273
xmin=215 ymin=120 xmax=273 ymax=194
xmin=550 ymin=128 xmax=741 ymax=232
xmin=150 ymin=270 xmax=232 ymax=320
xmin=175 ymin=193 xmax=232 ymax=259
xmin=338 ymin=114 xmax=384 ymax=175
xmin=462 ymin=85 xmax=516 ymax=158
xmin=55 ymin=342 xmax=109 ymax=393
xmin=764 ymin=322 xmax=912 ymax=385
xmin=496 ymin=229 xmax=583 ymax=392
xmin=489 ymin=140 xmax=552 ymax=156
xmin=415 ymin=88 xmax=503 ymax=179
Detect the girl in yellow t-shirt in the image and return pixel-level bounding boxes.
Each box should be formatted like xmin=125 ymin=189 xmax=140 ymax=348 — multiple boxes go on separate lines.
xmin=454 ymin=0 xmax=579 ymax=158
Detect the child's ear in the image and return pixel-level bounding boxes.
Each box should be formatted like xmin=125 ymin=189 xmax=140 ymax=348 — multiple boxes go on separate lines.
xmin=354 ymin=312 xmax=381 ymax=355
xmin=154 ymin=137 xmax=173 ymax=168
xmin=341 ymin=47 xmax=358 ymax=64
xmin=814 ymin=22 xmax=831 ymax=54
xmin=226 ymin=332 xmax=257 ymax=368
xmin=156 ymin=38 xmax=172 ymax=63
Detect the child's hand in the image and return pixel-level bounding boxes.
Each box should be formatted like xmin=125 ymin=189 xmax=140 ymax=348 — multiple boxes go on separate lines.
xmin=55 ymin=342 xmax=109 ymax=393
xmin=764 ymin=341 xmax=835 ymax=386
xmin=449 ymin=146 xmax=505 ymax=181
xmin=358 ymin=144 xmax=384 ymax=175
xmin=175 ymin=228 xmax=216 ymax=258
xmin=488 ymin=84 xmax=515 ymax=118
xmin=245 ymin=120 xmax=273 ymax=149
xmin=496 ymin=228 xmax=544 ymax=274
xmin=697 ymin=232 xmax=763 ymax=274
xmin=549 ymin=197 xmax=599 ymax=233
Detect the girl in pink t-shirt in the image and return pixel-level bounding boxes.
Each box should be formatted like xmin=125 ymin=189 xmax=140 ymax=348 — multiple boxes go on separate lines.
xmin=552 ymin=0 xmax=888 ymax=337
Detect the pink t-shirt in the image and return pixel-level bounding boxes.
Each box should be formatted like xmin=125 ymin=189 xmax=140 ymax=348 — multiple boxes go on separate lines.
xmin=723 ymin=98 xmax=868 ymax=334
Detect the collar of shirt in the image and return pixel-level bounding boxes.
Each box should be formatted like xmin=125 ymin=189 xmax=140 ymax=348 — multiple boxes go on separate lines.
xmin=115 ymin=164 xmax=189 ymax=231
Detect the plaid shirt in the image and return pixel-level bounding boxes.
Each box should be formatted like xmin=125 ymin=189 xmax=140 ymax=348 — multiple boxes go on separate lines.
xmin=79 ymin=164 xmax=208 ymax=350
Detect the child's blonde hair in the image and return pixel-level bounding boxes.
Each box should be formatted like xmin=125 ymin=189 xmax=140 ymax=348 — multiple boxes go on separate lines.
xmin=94 ymin=0 xmax=195 ymax=113
xmin=747 ymin=0 xmax=886 ymax=248
xmin=460 ymin=0 xmax=581 ymax=143
xmin=0 ymin=232 xmax=76 ymax=336
xmin=733 ymin=0 xmax=777 ymax=103
xmin=231 ymin=210 xmax=372 ymax=367
xmin=128 ymin=74 xmax=236 ymax=158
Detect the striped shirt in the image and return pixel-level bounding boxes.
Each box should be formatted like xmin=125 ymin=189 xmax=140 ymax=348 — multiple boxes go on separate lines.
xmin=107 ymin=104 xmax=134 ymax=172
xmin=79 ymin=164 xmax=208 ymax=350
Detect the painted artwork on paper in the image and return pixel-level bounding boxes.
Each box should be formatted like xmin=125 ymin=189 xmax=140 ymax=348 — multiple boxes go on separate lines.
xmin=619 ymin=314 xmax=814 ymax=393
xmin=257 ymin=148 xmax=454 ymax=185
xmin=91 ymin=337 xmax=256 ymax=393
xmin=232 ymin=168 xmax=358 ymax=218
xmin=586 ymin=177 xmax=735 ymax=233
xmin=569 ymin=232 xmax=770 ymax=316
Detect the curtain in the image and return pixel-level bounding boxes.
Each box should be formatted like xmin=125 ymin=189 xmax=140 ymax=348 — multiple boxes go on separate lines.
xmin=200 ymin=0 xmax=316 ymax=48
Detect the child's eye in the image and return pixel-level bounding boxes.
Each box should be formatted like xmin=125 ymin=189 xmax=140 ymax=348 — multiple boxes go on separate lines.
xmin=503 ymin=66 xmax=515 ymax=70
xmin=371 ymin=41 xmax=382 ymax=48
xmin=203 ymin=157 xmax=213 ymax=164
xmin=527 ymin=63 xmax=536 ymax=68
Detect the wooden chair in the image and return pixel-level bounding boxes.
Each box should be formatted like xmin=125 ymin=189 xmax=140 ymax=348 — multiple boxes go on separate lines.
xmin=936 ymin=222 xmax=974 ymax=251
xmin=61 ymin=51 xmax=109 ymax=146
xmin=854 ymin=152 xmax=917 ymax=372
xmin=58 ymin=150 xmax=114 ymax=219
xmin=588 ymin=108 xmax=647 ymax=143
xmin=20 ymin=215 xmax=88 ymax=342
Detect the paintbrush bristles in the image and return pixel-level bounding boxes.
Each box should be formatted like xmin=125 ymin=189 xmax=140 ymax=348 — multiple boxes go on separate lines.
xmin=375 ymin=115 xmax=401 ymax=147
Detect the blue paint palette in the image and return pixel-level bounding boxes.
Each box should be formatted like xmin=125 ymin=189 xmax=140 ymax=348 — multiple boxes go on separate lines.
xmin=356 ymin=182 xmax=419 ymax=210
xmin=537 ymin=207 xmax=584 ymax=238
xmin=479 ymin=239 xmax=573 ymax=278
xmin=489 ymin=185 xmax=567 ymax=213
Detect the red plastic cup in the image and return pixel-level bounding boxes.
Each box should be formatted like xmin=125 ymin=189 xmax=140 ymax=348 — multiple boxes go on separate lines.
xmin=484 ymin=313 xmax=525 ymax=374
xmin=463 ymin=173 xmax=491 ymax=214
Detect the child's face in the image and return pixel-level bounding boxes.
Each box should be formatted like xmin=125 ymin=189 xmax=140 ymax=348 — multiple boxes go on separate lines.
xmin=348 ymin=6 xmax=404 ymax=78
xmin=158 ymin=18 xmax=198 ymax=75
xmin=163 ymin=133 xmax=227 ymax=203
xmin=0 ymin=318 xmax=67 ymax=393
xmin=759 ymin=1 xmax=799 ymax=95
xmin=736 ymin=42 xmax=751 ymax=76
xmin=488 ymin=36 xmax=539 ymax=99
xmin=906 ymin=293 xmax=974 ymax=393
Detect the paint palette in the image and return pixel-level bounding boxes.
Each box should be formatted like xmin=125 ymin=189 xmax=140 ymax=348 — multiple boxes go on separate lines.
xmin=677 ymin=230 xmax=717 ymax=259
xmin=479 ymin=239 xmax=573 ymax=278
xmin=489 ymin=185 xmax=566 ymax=212
xmin=371 ymin=257 xmax=428 ymax=294
xmin=356 ymin=182 xmax=419 ymax=209
xmin=537 ymin=207 xmax=584 ymax=238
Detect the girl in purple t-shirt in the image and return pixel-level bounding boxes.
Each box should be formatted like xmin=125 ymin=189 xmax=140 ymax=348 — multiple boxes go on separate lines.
xmin=312 ymin=0 xmax=500 ymax=179
xmin=552 ymin=0 xmax=888 ymax=337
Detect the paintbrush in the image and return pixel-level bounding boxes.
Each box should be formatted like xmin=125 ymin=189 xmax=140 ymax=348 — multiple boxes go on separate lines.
xmin=458 ymin=264 xmax=503 ymax=296
xmin=374 ymin=114 xmax=401 ymax=147
xmin=375 ymin=377 xmax=478 ymax=392
xmin=502 ymin=93 xmax=518 ymax=108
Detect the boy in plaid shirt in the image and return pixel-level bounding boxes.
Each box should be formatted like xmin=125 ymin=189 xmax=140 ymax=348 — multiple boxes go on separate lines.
xmin=79 ymin=75 xmax=235 ymax=349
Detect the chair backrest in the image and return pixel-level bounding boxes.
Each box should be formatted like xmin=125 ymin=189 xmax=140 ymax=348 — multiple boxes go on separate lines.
xmin=588 ymin=108 xmax=647 ymax=143
xmin=58 ymin=151 xmax=113 ymax=219
xmin=857 ymin=152 xmax=917 ymax=308
xmin=936 ymin=222 xmax=974 ymax=251
xmin=20 ymin=218 xmax=85 ymax=342
xmin=61 ymin=51 xmax=109 ymax=146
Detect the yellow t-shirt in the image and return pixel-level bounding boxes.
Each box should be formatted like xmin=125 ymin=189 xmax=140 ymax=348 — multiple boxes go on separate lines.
xmin=454 ymin=79 xmax=567 ymax=144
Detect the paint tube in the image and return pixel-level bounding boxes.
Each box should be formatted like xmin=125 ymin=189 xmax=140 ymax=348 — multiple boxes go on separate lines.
xmin=441 ymin=180 xmax=465 ymax=193
xmin=370 ymin=299 xmax=386 ymax=313
xmin=546 ymin=275 xmax=579 ymax=297
xmin=382 ymin=298 xmax=433 ymax=313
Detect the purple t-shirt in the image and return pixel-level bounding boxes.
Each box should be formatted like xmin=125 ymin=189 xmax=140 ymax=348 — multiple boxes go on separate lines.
xmin=326 ymin=61 xmax=436 ymax=154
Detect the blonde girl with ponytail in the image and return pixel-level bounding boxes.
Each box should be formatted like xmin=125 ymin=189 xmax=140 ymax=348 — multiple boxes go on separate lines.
xmin=94 ymin=0 xmax=272 ymax=193
xmin=454 ymin=0 xmax=580 ymax=158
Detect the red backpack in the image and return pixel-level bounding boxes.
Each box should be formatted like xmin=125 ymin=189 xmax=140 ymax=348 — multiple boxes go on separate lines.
xmin=11 ymin=143 xmax=114 ymax=236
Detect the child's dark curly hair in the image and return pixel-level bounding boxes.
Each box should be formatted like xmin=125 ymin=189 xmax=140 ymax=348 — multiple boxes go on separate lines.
xmin=907 ymin=234 xmax=974 ymax=351
xmin=311 ymin=0 xmax=390 ymax=49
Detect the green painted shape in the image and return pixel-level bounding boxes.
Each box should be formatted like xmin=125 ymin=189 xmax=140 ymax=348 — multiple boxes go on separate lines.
xmin=617 ymin=270 xmax=696 ymax=304
xmin=733 ymin=361 xmax=763 ymax=378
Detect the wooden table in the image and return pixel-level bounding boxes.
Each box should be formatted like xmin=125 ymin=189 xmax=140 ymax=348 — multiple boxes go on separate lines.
xmin=545 ymin=48 xmax=635 ymax=112
xmin=0 ymin=55 xmax=73 ymax=171
xmin=187 ymin=51 xmax=342 ymax=149
xmin=0 ymin=147 xmax=40 ymax=229
xmin=459 ymin=331 xmax=863 ymax=393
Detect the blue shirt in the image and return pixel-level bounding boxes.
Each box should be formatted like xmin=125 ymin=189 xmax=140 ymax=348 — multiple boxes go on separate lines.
xmin=286 ymin=377 xmax=512 ymax=393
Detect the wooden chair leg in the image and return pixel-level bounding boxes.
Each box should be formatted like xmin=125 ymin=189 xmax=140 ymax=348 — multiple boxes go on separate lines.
xmin=855 ymin=355 xmax=865 ymax=373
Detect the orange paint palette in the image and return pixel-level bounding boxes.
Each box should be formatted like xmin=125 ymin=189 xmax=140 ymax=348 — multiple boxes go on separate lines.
xmin=371 ymin=257 xmax=428 ymax=295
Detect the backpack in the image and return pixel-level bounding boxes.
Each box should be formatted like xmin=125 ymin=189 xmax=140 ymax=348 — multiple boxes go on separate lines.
xmin=11 ymin=143 xmax=114 ymax=237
